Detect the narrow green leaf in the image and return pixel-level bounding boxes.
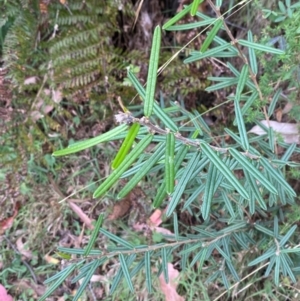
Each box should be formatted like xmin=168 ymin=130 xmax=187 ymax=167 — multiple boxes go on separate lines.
xmin=247 ymin=31 xmax=258 ymax=74
xmin=110 ymin=254 xmax=136 ymax=294
xmin=244 ymin=170 xmax=267 ymax=211
xmin=229 ymin=148 xmax=277 ymax=195
xmin=200 ymin=143 xmax=249 ymax=199
xmin=268 ymin=88 xmax=282 ymax=117
xmin=280 ymin=225 xmax=297 ymax=247
xmin=238 ymin=39 xmax=285 ymax=54
xmin=161 ymin=247 xmax=169 ymax=283
xmin=93 ymin=134 xmax=153 ymax=198
xmin=202 ymin=162 xmax=218 ymax=220
xmin=191 ymin=0 xmax=204 ymax=16
xmin=260 ymin=157 xmax=296 ymax=197
xmin=166 ymin=152 xmax=201 ymax=217
xmin=145 ymin=251 xmax=152 ymax=293
xmin=153 ymin=144 xmax=188 ymax=208
xmin=234 ymin=99 xmax=249 ymax=151
xmin=118 ymin=142 xmax=165 ymax=198
xmin=236 ymin=64 xmax=249 ymax=99
xmin=119 ymin=254 xmax=134 ymax=292
xmin=83 ymin=214 xmax=104 ymax=256
xmin=127 ymin=70 xmax=178 ymax=131
xmin=274 ymin=256 xmax=281 ymax=286
xmin=185 ymin=43 xmax=230 ymax=63
xmin=205 ymin=77 xmax=239 ymax=92
xmin=100 ymin=228 xmax=134 ymax=249
xmin=163 ymin=4 xmax=192 ymax=29
xmin=112 ymin=123 xmax=140 ymax=169
xmin=281 ymin=254 xmax=297 ymax=283
xmin=200 ymin=19 xmax=223 ymax=53
xmin=144 ymin=26 xmax=161 ymax=117
xmin=165 ymin=133 xmax=175 ymax=194
xmin=166 ymin=19 xmax=215 ymax=31
xmin=73 ymin=260 xmax=101 ymax=301
xmin=173 ymin=213 xmax=179 ymax=240
xmin=248 ymin=247 xmax=275 ymax=266
xmin=53 ymin=124 xmax=128 ymax=156
xmin=40 ymin=264 xmax=78 ymax=301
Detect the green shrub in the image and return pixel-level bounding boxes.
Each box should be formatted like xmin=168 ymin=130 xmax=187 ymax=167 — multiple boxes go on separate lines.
xmin=31 ymin=0 xmax=300 ymax=300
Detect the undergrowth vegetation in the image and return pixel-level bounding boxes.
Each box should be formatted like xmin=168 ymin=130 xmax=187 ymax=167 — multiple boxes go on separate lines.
xmin=1 ymin=0 xmax=300 ymax=300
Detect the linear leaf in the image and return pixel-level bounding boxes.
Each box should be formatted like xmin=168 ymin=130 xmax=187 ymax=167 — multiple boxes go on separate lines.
xmin=166 ymin=19 xmax=215 ymax=31
xmin=118 ymin=142 xmax=165 ymax=198
xmin=53 ymin=124 xmax=128 ymax=156
xmin=161 ymin=247 xmax=169 ymax=283
xmin=185 ymin=43 xmax=230 ymax=63
xmin=191 ymin=0 xmax=204 ymax=16
xmin=236 ymin=64 xmax=249 ymax=99
xmin=244 ymin=170 xmax=267 ymax=211
xmin=247 ymin=31 xmax=258 ymax=74
xmin=127 ymin=70 xmax=178 ymax=131
xmin=268 ymin=88 xmax=282 ymax=117
xmin=202 ymin=162 xmax=218 ymax=220
xmin=229 ymin=148 xmax=277 ymax=195
xmin=260 ymin=157 xmax=296 ymax=197
xmin=145 ymin=251 xmax=152 ymax=293
xmin=83 ymin=214 xmax=104 ymax=256
xmin=73 ymin=260 xmax=101 ymax=301
xmin=112 ymin=123 xmax=140 ymax=169
xmin=119 ymin=254 xmax=134 ymax=292
xmin=163 ymin=4 xmax=192 ymax=29
xmin=205 ymin=77 xmax=239 ymax=92
xmin=93 ymin=134 xmax=153 ymax=198
xmin=173 ymin=213 xmax=179 ymax=240
xmin=280 ymin=225 xmax=297 ymax=247
xmin=100 ymin=228 xmax=134 ymax=249
xmin=238 ymin=39 xmax=285 ymax=54
xmin=166 ymin=152 xmax=201 ymax=217
xmin=165 ymin=133 xmax=175 ymax=194
xmin=144 ymin=26 xmax=161 ymax=117
xmin=40 ymin=264 xmax=78 ymax=301
xmin=234 ymin=99 xmax=249 ymax=151
xmin=153 ymin=144 xmax=188 ymax=208
xmin=200 ymin=143 xmax=249 ymax=199
xmin=200 ymin=19 xmax=223 ymax=52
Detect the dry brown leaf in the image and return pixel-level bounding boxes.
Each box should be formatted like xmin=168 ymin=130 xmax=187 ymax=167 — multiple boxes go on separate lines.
xmin=159 ymin=263 xmax=184 ymax=301
xmin=0 ymin=284 xmax=13 ymax=301
xmin=68 ymin=201 xmax=94 ymax=229
xmin=108 ymin=197 xmax=131 ymax=220
xmin=0 ymin=202 xmax=20 ymax=235
xmin=44 ymin=254 xmax=60 ymax=265
xmin=16 ymin=237 xmax=33 ymax=259
xmin=249 ymin=120 xmax=300 ymax=144
xmin=149 ymin=209 xmax=163 ymax=227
